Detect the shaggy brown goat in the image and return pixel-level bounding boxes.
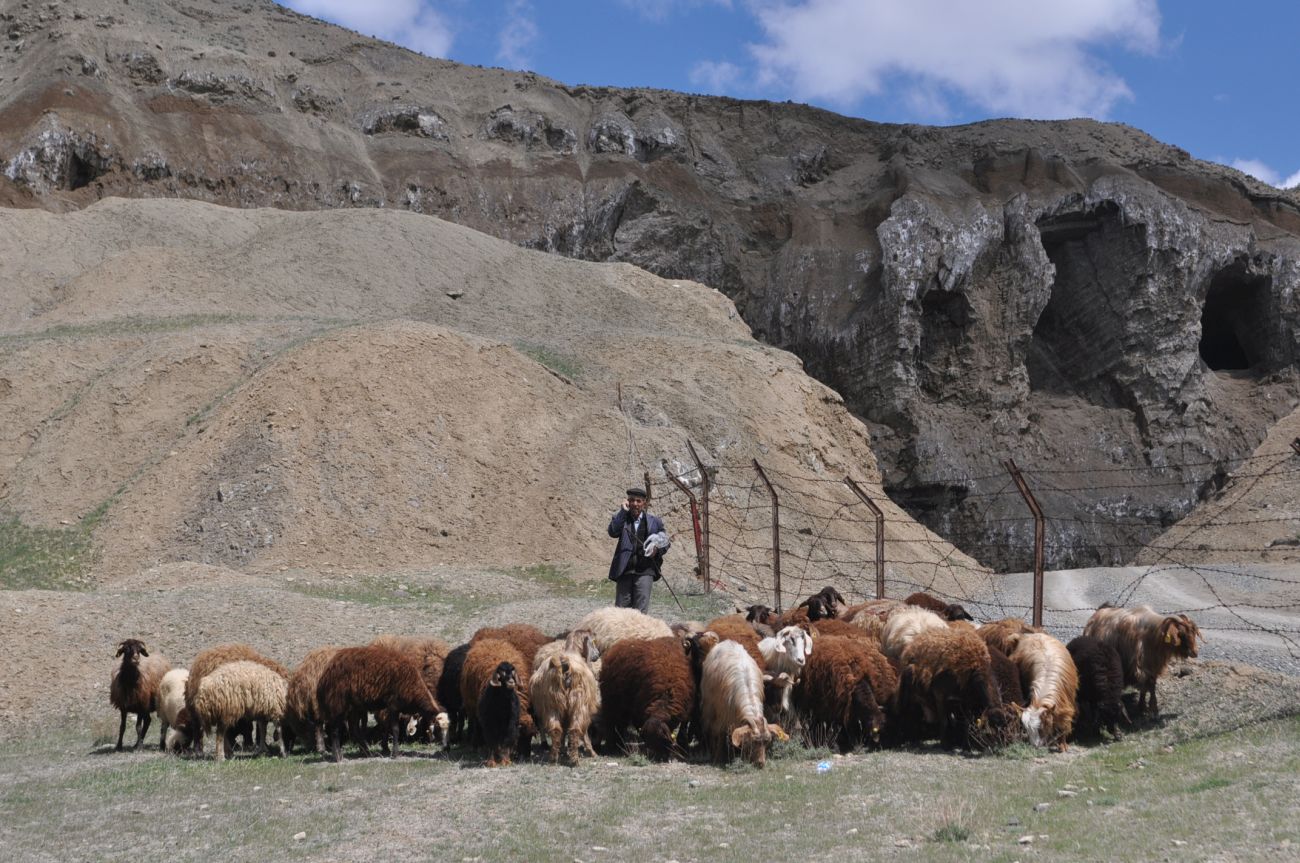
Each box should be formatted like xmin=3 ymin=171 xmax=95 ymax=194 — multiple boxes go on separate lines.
xmin=110 ymin=639 xmax=171 ymax=752
xmin=598 ymin=632 xmax=718 ymax=760
xmin=316 ymin=644 xmax=447 ymax=762
xmin=1067 ymin=635 xmax=1128 ymax=738
xmin=1082 ymin=605 xmax=1200 ymax=717
xmin=1010 ymin=633 xmax=1078 ymax=750
xmin=793 ymin=634 xmax=897 ymax=752
xmin=530 ymin=648 xmax=600 ymax=766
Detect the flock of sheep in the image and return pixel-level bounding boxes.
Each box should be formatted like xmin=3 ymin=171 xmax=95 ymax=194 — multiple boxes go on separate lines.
xmin=108 ymin=587 xmax=1202 ymax=767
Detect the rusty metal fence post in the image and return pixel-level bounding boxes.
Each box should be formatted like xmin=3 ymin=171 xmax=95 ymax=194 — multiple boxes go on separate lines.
xmin=843 ymin=476 xmax=886 ymax=599
xmin=663 ymin=459 xmax=706 ymax=587
xmin=753 ymin=459 xmax=781 ymax=612
xmin=1005 ymin=458 xmax=1045 ymax=628
xmin=686 ymin=440 xmax=712 ymax=592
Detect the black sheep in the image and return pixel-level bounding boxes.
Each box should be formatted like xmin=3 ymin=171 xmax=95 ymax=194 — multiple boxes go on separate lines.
xmin=437 ymin=643 xmax=471 ymax=748
xmin=477 ymin=662 xmax=521 ymax=767
xmin=1067 ymin=635 xmax=1128 ymax=739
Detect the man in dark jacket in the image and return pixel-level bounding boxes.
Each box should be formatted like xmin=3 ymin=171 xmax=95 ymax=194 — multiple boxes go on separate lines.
xmin=607 ymin=487 xmax=667 ymax=613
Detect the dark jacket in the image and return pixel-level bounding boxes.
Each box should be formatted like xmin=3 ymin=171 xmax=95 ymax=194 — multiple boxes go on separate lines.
xmin=607 ymin=509 xmax=666 ymax=581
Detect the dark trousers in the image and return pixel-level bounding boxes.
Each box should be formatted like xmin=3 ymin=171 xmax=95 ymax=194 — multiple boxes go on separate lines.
xmin=614 ymin=569 xmax=654 ymax=613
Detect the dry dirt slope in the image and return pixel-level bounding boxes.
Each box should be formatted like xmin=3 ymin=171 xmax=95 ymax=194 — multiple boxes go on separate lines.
xmin=0 ymin=196 xmax=976 ymax=584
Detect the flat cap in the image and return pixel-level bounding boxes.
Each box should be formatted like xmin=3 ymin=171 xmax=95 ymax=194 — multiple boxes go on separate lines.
xmin=625 ymin=487 xmax=648 ymax=499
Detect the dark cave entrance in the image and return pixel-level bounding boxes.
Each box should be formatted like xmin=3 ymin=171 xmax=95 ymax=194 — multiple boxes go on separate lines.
xmin=1199 ymin=261 xmax=1271 ymax=372
xmin=916 ymin=289 xmax=974 ymax=398
xmin=66 ymin=152 xmax=104 ymax=191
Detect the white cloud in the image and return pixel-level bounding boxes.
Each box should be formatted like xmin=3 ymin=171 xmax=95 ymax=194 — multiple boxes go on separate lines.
xmin=285 ymin=1 xmax=452 ymax=58
xmin=619 ymin=0 xmax=733 ymax=21
xmin=745 ymin=0 xmax=1162 ymax=119
xmin=497 ymin=0 xmax=539 ymax=70
xmin=1230 ymin=158 xmax=1300 ymax=190
xmin=689 ymin=60 xmax=743 ymax=94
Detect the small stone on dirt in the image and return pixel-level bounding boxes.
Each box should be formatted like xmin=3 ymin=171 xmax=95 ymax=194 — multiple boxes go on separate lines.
xmin=1018 ymin=835 xmax=1034 ymax=845
xmin=1034 ymin=803 xmax=1051 ymax=812
xmin=293 ymin=832 xmax=306 ymax=841
xmin=1057 ymin=789 xmax=1077 ymax=798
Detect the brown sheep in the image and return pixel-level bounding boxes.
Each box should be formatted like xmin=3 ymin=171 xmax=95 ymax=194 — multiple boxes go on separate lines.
xmin=904 ymin=591 xmax=975 ymax=622
xmin=461 ymin=638 xmax=536 ymax=760
xmin=110 ymin=639 xmax=171 ymax=752
xmin=1082 ymin=605 xmax=1201 ymax=717
xmin=471 ymin=623 xmax=554 ymax=667
xmin=1010 ymin=633 xmax=1079 ymax=750
xmin=598 ymin=632 xmax=718 ymax=761
xmin=811 ymin=618 xmax=879 ymax=641
xmin=185 ymin=644 xmax=288 ymax=756
xmin=880 ymin=606 xmax=948 ymax=660
xmin=841 ymin=598 xmax=906 ymax=624
xmin=793 ymin=634 xmax=897 ymax=752
xmin=369 ymin=635 xmax=452 ymax=742
xmin=701 ymin=618 xmax=766 ymax=669
xmin=316 ymin=644 xmax=448 ymax=762
xmin=1068 ymin=635 xmax=1129 ymax=738
xmin=976 ymin=618 xmax=1040 ymax=657
xmin=894 ymin=628 xmax=1006 ymax=749
xmin=284 ymin=645 xmax=342 ymax=754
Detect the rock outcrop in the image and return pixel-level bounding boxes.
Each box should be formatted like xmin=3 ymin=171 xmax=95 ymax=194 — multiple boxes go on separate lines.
xmin=2 ymin=0 xmax=1299 ymax=567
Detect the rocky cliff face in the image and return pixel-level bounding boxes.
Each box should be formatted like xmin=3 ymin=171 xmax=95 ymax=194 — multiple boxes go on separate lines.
xmin=3 ymin=0 xmax=1299 ymax=568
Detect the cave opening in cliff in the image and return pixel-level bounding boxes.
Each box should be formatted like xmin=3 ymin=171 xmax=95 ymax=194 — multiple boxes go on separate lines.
xmin=1028 ymin=203 xmax=1139 ymax=404
xmin=917 ymin=288 xmax=973 ymax=397
xmin=66 ymin=152 xmax=103 ymax=191
xmin=1199 ymin=261 xmax=1270 ymax=372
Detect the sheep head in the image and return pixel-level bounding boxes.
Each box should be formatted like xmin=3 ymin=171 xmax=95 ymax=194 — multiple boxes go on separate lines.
xmin=745 ymin=605 xmax=778 ymax=626
xmin=799 ymin=596 xmax=831 ymax=621
xmin=115 ymin=638 xmax=149 ymax=660
xmin=489 ymin=662 xmax=518 ymax=689
xmin=946 ymin=603 xmax=975 ymax=622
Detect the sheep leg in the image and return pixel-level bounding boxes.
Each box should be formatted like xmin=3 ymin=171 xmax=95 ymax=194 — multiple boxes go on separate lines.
xmin=349 ymin=714 xmax=371 ymax=758
xmin=159 ymin=720 xmax=169 ymax=752
xmin=329 ymin=721 xmax=343 ymax=763
xmin=255 ymin=720 xmax=268 ymax=755
xmin=1148 ymin=684 xmax=1159 ymax=717
xmin=563 ymin=727 xmax=582 ymax=767
xmin=134 ymin=712 xmax=151 ymax=751
xmin=314 ymin=723 xmax=326 ymax=755
xmin=389 ymin=714 xmax=401 ymax=759
xmin=115 ymin=710 xmax=128 ymax=752
xmin=214 ymin=725 xmax=227 ymax=762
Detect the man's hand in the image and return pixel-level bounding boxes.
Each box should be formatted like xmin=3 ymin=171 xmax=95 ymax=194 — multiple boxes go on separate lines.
xmin=621 ymin=498 xmax=630 ymax=511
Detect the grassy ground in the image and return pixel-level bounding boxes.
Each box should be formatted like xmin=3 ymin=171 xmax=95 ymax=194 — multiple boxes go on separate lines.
xmin=2 ymin=713 xmax=1297 ymax=862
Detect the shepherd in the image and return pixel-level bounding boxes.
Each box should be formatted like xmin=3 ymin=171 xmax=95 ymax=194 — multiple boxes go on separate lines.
xmin=607 ymin=487 xmax=669 ymax=613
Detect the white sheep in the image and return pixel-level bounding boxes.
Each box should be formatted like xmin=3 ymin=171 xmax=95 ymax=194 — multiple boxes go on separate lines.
xmin=573 ymin=607 xmax=673 ymax=654
xmin=191 ymin=660 xmax=289 ymax=762
xmin=699 ymin=640 xmax=777 ymax=767
xmin=758 ymin=625 xmax=814 ymax=679
xmin=156 ymin=668 xmax=190 ymax=753
xmin=880 ymin=606 xmax=948 ymax=660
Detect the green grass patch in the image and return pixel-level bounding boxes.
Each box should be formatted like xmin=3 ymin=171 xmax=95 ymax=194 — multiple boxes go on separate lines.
xmin=515 ymin=342 xmax=582 ymax=380
xmin=0 ymin=314 xmax=249 ymax=349
xmin=1188 ymin=776 xmax=1233 ymax=793
xmin=0 ymin=501 xmax=113 ymax=590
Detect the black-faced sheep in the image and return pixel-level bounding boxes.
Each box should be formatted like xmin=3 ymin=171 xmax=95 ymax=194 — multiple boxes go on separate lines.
xmin=1010 ymin=633 xmax=1078 ymax=750
xmin=700 ymin=640 xmax=777 ymax=767
xmin=185 ymin=644 xmax=289 ymax=755
xmin=284 ymin=645 xmax=342 ymax=754
xmin=109 ymin=638 xmax=171 ymax=752
xmin=880 ymin=606 xmax=948 ymax=660
xmin=478 ymin=661 xmax=522 ymax=767
xmin=1067 ymin=635 xmax=1128 ymax=739
xmin=793 ymin=634 xmax=897 ymax=752
xmin=904 ymin=591 xmax=975 ymax=622
xmin=461 ymin=638 xmax=535 ymax=762
xmin=574 ymin=607 xmax=674 ymax=653
xmin=742 ymin=605 xmax=779 ymax=638
xmin=529 ymin=645 xmax=600 ymax=766
xmin=598 ymin=632 xmax=717 ymax=761
xmin=191 ymin=660 xmax=289 ymax=762
xmin=156 ymin=668 xmax=190 ymax=753
xmin=894 ymin=628 xmax=1006 ymax=750
xmin=1082 ymin=605 xmax=1201 ymax=718
xmin=316 ymin=644 xmax=448 ymax=762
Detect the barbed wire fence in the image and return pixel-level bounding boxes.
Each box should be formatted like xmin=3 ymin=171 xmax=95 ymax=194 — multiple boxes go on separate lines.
xmin=637 ymin=437 xmax=1300 ymax=658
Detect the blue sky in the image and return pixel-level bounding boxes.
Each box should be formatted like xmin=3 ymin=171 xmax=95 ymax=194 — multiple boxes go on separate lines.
xmin=283 ymin=1 xmax=1299 ymax=189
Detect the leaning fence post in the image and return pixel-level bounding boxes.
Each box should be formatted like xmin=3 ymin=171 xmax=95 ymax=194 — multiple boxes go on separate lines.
xmin=686 ymin=440 xmax=712 ymax=592
xmin=843 ymin=476 xmax=886 ymax=600
xmin=1291 ymin=437 xmax=1300 ymax=457
xmin=663 ymin=459 xmax=706 ymax=587
xmin=644 ymin=470 xmax=652 ymax=505
xmin=753 ymin=459 xmax=781 ymax=612
xmin=1004 ymin=458 xmax=1045 ymax=628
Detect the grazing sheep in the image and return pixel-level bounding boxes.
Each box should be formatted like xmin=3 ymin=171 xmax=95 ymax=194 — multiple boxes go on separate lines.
xmin=461 ymin=638 xmax=535 ymax=760
xmin=700 ymin=641 xmax=776 ymax=767
xmin=574 ymin=607 xmax=674 ymax=653
xmin=895 ymin=628 xmax=1005 ymax=749
xmin=880 ymin=607 xmax=948 ymax=660
xmin=1067 ymin=635 xmax=1128 ymax=739
xmin=1082 ymin=605 xmax=1201 ymax=717
xmin=1010 ymin=633 xmax=1079 ymax=750
xmin=811 ymin=618 xmax=880 ymax=641
xmin=156 ymin=668 xmax=190 ymax=753
xmin=185 ymin=644 xmax=289 ymax=755
xmin=598 ymin=632 xmax=717 ymax=760
xmin=109 ymin=639 xmax=171 ymax=752
xmin=369 ymin=635 xmax=452 ymax=743
xmin=284 ymin=645 xmax=342 ymax=754
xmin=437 ymin=643 xmax=471 ymax=746
xmin=191 ymin=661 xmax=289 ymax=762
xmin=841 ymin=598 xmax=906 ymax=624
xmin=534 ymin=629 xmax=601 ymax=672
xmin=530 ymin=646 xmax=600 ymax=766
xmin=471 ymin=624 xmax=551 ymax=667
xmin=758 ymin=626 xmax=814 ymax=680
xmin=976 ymin=618 xmax=1039 ymax=657
xmin=793 ymin=634 xmax=896 ymax=752
xmin=904 ymin=592 xmax=975 ymax=622
xmin=477 ymin=662 xmax=522 ymax=767
xmin=702 ymin=617 xmax=767 ymax=668
xmin=987 ymin=645 xmax=1025 ymax=708
xmin=742 ymin=605 xmax=780 ymax=637
xmin=316 ymin=644 xmax=448 ymax=762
